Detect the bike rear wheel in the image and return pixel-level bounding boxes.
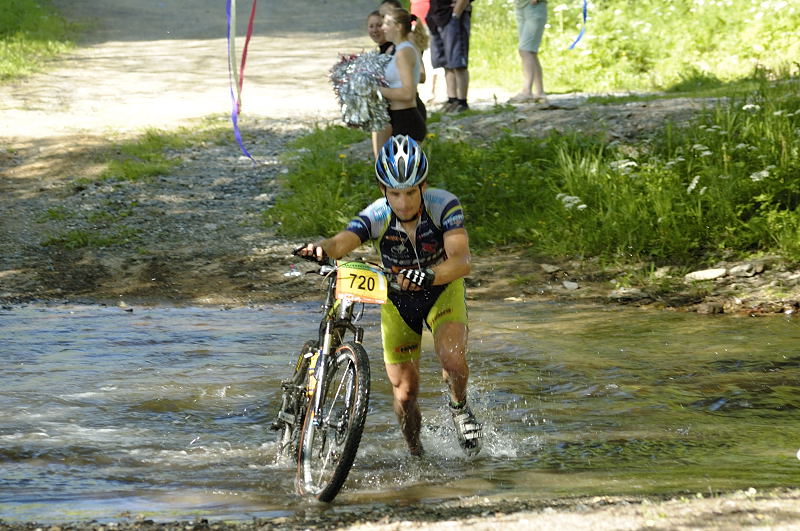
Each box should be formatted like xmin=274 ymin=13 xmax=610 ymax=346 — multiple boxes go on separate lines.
xmin=275 ymin=340 xmax=317 ymax=460
xmin=296 ymin=341 xmax=370 ymax=502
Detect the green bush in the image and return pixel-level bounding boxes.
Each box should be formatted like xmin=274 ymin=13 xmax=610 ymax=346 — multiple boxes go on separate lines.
xmin=471 ymin=0 xmax=800 ymax=94
xmin=266 ymin=78 xmax=800 ymax=264
xmin=264 ymin=125 xmax=373 ymax=236
xmin=1 ymin=0 xmax=74 ymax=80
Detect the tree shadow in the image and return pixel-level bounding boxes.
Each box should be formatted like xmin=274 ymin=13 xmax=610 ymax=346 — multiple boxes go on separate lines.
xmin=51 ymin=0 xmax=379 ymax=45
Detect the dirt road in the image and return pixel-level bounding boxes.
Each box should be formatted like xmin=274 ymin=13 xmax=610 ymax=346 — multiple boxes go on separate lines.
xmin=2 ymin=0 xmax=377 ymax=138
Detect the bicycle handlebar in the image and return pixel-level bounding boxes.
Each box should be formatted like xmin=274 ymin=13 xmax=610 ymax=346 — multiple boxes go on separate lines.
xmin=292 ymin=247 xmax=401 ymax=293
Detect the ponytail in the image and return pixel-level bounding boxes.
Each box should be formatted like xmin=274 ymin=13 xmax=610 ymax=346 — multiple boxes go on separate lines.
xmin=387 ymin=7 xmax=429 ymax=50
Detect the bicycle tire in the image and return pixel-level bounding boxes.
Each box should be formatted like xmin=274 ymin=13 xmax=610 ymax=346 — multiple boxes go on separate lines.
xmin=276 ymin=340 xmax=317 ymax=460
xmin=295 ymin=341 xmax=370 ymax=502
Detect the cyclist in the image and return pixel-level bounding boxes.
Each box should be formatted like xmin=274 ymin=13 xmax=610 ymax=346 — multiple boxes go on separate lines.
xmin=297 ymin=134 xmax=482 ymax=457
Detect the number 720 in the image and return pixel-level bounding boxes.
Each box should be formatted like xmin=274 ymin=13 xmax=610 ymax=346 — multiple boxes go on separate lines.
xmin=347 ymin=273 xmax=376 ymax=291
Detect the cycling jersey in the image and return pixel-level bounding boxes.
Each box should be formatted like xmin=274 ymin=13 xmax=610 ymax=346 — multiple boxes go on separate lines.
xmin=346 ymin=188 xmax=468 ymax=363
xmin=345 ymin=187 xmax=465 ymax=273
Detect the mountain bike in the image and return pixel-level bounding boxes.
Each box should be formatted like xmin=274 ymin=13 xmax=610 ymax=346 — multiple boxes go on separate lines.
xmin=272 ymin=255 xmax=393 ymax=502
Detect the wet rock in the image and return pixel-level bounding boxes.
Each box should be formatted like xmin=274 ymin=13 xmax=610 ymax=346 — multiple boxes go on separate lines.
xmin=729 ymin=263 xmax=756 ymax=277
xmin=562 ymin=280 xmax=579 ymax=290
xmin=782 ymin=301 xmax=799 ymax=314
xmin=696 ymin=301 xmax=724 ymax=314
xmin=684 ymin=268 xmax=727 ymax=281
xmin=609 ymin=287 xmax=648 ymax=301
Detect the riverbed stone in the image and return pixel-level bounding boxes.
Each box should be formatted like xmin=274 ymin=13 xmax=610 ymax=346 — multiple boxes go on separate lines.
xmin=696 ymin=301 xmax=724 ymax=314
xmin=684 ymin=268 xmax=727 ymax=281
xmin=540 ymin=263 xmax=561 ymax=274
xmin=729 ymin=263 xmax=756 ymax=277
xmin=609 ymin=287 xmax=648 ymax=301
xmin=562 ymin=280 xmax=579 ymax=290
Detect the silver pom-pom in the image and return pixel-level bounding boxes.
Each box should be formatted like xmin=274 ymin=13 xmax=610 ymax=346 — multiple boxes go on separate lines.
xmin=330 ymin=51 xmax=391 ymax=132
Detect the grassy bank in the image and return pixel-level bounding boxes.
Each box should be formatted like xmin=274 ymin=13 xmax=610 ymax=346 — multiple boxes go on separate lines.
xmin=471 ymin=0 xmax=800 ymax=94
xmin=266 ymin=76 xmax=800 ymax=268
xmin=1 ymin=0 xmax=74 ymax=80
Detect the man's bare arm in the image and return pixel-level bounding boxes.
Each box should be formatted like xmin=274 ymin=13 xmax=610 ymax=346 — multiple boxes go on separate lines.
xmin=297 ymin=231 xmax=362 ymax=261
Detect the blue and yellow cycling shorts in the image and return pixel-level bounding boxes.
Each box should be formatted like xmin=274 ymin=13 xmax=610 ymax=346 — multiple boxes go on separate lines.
xmin=380 ymin=278 xmax=468 ymax=365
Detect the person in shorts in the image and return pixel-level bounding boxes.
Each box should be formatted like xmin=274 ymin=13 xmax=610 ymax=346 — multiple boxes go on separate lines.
xmin=426 ymin=0 xmax=472 ymax=113
xmin=297 ymin=135 xmax=482 ymax=457
xmin=370 ymin=8 xmax=428 ymax=158
xmin=509 ymin=0 xmax=548 ymax=104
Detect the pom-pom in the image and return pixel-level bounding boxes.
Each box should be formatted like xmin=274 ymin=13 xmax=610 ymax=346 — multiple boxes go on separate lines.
xmin=330 ymin=51 xmax=391 ymax=132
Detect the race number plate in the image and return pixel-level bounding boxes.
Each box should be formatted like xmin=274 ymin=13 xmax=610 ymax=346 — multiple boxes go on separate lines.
xmin=335 ymin=261 xmax=388 ymax=304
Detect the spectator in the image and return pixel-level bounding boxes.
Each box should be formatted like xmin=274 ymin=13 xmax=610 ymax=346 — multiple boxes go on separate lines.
xmin=367 ymin=10 xmax=393 ymax=54
xmin=410 ymin=0 xmax=444 ymax=106
xmin=509 ymin=0 xmax=547 ymax=104
xmin=426 ymin=0 xmax=472 ymax=113
xmin=371 ymin=8 xmax=429 ymax=158
xmin=367 ymin=9 xmax=428 ymax=123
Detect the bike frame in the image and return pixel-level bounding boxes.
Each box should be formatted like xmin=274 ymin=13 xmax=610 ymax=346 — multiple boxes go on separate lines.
xmin=310 ymin=263 xmax=366 ymax=425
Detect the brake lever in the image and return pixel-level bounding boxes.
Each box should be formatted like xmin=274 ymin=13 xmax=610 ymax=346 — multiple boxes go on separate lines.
xmin=383 ymin=268 xmax=402 ymax=293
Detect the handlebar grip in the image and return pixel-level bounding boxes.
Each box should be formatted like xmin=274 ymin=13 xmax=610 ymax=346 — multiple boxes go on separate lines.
xmin=292 ymin=244 xmax=332 ymax=265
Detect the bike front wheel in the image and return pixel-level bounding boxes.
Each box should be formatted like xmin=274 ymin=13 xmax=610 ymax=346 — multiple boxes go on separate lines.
xmin=296 ymin=341 xmax=370 ymax=502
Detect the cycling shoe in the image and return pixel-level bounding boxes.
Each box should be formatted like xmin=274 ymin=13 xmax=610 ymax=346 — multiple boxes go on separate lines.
xmin=449 ymin=402 xmax=482 ymax=456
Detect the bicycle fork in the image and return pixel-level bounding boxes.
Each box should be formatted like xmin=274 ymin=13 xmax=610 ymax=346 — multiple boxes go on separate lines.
xmin=309 ymin=299 xmax=363 ymax=427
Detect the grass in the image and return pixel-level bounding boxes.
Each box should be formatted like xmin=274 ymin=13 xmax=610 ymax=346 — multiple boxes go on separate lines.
xmin=265 ymin=74 xmax=800 ymax=269
xmin=42 ymin=227 xmax=140 ymax=250
xmin=263 ymin=125 xmax=373 ymax=236
xmin=470 ymin=0 xmax=800 ymax=95
xmin=1 ymin=0 xmax=75 ymax=80
xmin=85 ymin=117 xmax=230 ymax=184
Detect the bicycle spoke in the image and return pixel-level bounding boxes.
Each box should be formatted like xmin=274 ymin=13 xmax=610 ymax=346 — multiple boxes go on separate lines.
xmin=296 ymin=342 xmax=370 ymax=501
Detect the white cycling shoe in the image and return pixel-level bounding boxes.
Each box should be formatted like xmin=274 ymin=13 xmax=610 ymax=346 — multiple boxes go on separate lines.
xmin=450 ymin=402 xmax=483 ymax=456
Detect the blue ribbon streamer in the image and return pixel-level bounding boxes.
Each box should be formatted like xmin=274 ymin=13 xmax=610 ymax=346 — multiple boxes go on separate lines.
xmin=226 ymin=0 xmax=255 ymax=161
xmin=568 ymin=0 xmax=588 ymax=50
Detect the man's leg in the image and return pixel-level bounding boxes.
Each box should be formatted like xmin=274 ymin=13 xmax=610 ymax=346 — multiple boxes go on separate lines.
xmin=434 ymin=320 xmax=482 ymax=455
xmin=444 ymin=68 xmax=457 ymax=100
xmin=441 ymin=10 xmax=470 ymax=112
xmin=433 ymin=321 xmax=469 ymax=405
xmin=384 ymin=359 xmax=423 ymax=456
xmin=453 ymin=67 xmax=469 ymax=102
xmin=441 ymin=68 xmax=459 ymax=112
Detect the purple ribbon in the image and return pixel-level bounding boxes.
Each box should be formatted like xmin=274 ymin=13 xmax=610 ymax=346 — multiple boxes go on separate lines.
xmin=568 ymin=0 xmax=588 ymax=50
xmin=226 ymin=0 xmax=255 ymax=161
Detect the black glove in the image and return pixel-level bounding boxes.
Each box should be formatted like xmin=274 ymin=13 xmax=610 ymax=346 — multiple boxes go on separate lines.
xmin=292 ymin=243 xmax=327 ymax=263
xmin=399 ymin=268 xmax=435 ymax=289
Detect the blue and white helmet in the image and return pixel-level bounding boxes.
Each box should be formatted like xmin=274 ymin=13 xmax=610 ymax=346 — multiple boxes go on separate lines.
xmin=375 ymin=135 xmax=428 ymax=189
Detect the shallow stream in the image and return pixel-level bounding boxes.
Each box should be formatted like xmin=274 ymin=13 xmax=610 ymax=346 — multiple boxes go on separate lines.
xmin=2 ymin=301 xmax=799 ymax=523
